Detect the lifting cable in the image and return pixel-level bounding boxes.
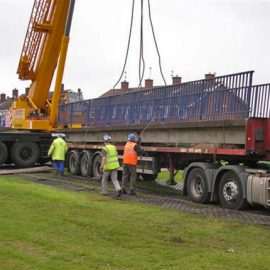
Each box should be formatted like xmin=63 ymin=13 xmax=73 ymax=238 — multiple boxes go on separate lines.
xmin=138 ymin=0 xmax=146 ymax=87
xmin=112 ymin=0 xmax=135 ymax=89
xmin=113 ymin=0 xmax=166 ymax=89
xmin=147 ymin=0 xmax=167 ymax=85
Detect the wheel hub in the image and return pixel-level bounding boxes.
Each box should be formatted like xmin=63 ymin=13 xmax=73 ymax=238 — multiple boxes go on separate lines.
xmin=21 ymin=148 xmax=32 ymax=159
xmin=191 ymin=176 xmax=204 ymax=198
xmin=223 ymin=181 xmax=239 ymax=202
xmin=81 ymin=157 xmax=88 ymax=174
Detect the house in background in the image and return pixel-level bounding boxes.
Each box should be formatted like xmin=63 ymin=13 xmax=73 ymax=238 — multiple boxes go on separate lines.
xmin=0 ymin=89 xmax=18 ymax=127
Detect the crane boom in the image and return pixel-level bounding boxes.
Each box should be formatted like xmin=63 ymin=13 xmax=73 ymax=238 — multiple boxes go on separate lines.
xmin=17 ymin=0 xmax=50 ymax=81
xmin=12 ymin=0 xmax=72 ymax=131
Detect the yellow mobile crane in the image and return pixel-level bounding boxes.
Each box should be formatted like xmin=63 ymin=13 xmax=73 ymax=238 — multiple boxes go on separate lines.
xmin=0 ymin=0 xmax=75 ymax=167
xmin=13 ymin=0 xmax=75 ymax=131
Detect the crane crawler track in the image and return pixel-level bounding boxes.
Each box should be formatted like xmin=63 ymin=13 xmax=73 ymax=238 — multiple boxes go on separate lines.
xmin=17 ymin=172 xmax=270 ymax=226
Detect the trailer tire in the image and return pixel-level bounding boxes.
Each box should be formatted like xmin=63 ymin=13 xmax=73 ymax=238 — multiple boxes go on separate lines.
xmin=93 ymin=153 xmax=102 ymax=181
xmin=68 ymin=150 xmax=81 ymax=175
xmin=186 ymin=168 xmax=210 ymax=204
xmin=218 ymin=171 xmax=248 ymax=210
xmin=80 ymin=150 xmax=93 ymax=177
xmin=141 ymin=173 xmax=157 ymax=181
xmin=0 ymin=142 xmax=8 ymax=165
xmin=11 ymin=141 xmax=40 ymax=168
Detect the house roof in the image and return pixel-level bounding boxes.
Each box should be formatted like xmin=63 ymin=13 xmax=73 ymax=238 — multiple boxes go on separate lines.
xmin=99 ymin=85 xmax=163 ymax=98
xmin=0 ymin=98 xmax=13 ymax=111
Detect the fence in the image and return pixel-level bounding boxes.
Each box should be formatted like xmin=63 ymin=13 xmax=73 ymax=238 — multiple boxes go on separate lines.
xmin=250 ymin=84 xmax=270 ymax=118
xmin=58 ymin=71 xmax=269 ymax=128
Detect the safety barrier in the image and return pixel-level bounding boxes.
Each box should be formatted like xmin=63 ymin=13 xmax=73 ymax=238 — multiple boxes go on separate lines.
xmin=250 ymin=84 xmax=270 ymax=118
xmin=58 ymin=71 xmax=269 ymax=127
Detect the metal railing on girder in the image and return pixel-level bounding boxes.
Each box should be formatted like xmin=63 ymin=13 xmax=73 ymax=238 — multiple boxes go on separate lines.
xmin=58 ymin=71 xmax=270 ymax=128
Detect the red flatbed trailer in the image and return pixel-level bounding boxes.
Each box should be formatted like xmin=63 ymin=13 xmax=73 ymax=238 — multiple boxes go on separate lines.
xmin=59 ymin=71 xmax=270 ymax=210
xmin=64 ymin=117 xmax=270 ymax=210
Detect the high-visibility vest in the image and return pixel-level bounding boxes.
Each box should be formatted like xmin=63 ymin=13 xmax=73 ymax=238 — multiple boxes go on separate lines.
xmin=103 ymin=144 xmax=120 ymax=171
xmin=48 ymin=137 xmax=68 ymax=161
xmin=123 ymin=141 xmax=138 ymax=165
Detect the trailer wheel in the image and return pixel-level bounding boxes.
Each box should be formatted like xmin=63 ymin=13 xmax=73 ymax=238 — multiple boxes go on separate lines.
xmin=68 ymin=150 xmax=81 ymax=175
xmin=93 ymin=153 xmax=102 ymax=181
xmin=186 ymin=168 xmax=210 ymax=204
xmin=80 ymin=150 xmax=93 ymax=177
xmin=11 ymin=142 xmax=40 ymax=168
xmin=218 ymin=171 xmax=248 ymax=210
xmin=0 ymin=142 xmax=8 ymax=165
xmin=141 ymin=173 xmax=158 ymax=181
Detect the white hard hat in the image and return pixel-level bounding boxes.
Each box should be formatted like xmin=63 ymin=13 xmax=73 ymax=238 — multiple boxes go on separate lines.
xmin=103 ymin=134 xmax=111 ymax=141
xmin=53 ymin=133 xmax=65 ymax=138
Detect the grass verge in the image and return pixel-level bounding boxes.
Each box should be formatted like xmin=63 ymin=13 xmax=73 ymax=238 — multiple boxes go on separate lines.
xmin=157 ymin=170 xmax=184 ymax=183
xmin=0 ymin=176 xmax=269 ymax=270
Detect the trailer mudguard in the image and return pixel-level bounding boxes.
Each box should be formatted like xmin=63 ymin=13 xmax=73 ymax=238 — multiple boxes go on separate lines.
xmin=183 ymin=162 xmax=218 ymax=196
xmin=211 ymin=165 xmax=249 ymax=202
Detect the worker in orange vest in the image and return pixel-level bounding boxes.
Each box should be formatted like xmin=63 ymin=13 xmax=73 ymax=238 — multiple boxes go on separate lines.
xmin=121 ymin=133 xmax=145 ymax=195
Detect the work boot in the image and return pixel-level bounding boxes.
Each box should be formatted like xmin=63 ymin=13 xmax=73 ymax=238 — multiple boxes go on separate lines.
xmin=121 ymin=188 xmax=127 ymax=195
xmin=116 ymin=190 xmax=122 ymax=198
xmin=128 ymin=190 xmax=136 ymax=195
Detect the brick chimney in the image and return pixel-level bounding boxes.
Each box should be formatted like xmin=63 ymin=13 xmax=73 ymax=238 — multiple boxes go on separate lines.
xmin=0 ymin=93 xmax=6 ymax=103
xmin=205 ymin=73 xmax=215 ymax=80
xmin=172 ymin=76 xmax=182 ymax=85
xmin=12 ymin=88 xmax=18 ymax=99
xmin=145 ymin=79 xmax=153 ymax=89
xmin=25 ymin=87 xmax=30 ymax=96
xmin=121 ymin=81 xmax=129 ymax=91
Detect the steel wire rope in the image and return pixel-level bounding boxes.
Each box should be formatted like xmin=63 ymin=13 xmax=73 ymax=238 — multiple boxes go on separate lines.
xmin=112 ymin=0 xmax=136 ymax=89
xmin=138 ymin=0 xmax=146 ymax=87
xmin=147 ymin=0 xmax=167 ymax=85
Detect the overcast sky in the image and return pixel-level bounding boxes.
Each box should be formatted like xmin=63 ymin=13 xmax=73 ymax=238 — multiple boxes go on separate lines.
xmin=0 ymin=0 xmax=269 ymax=99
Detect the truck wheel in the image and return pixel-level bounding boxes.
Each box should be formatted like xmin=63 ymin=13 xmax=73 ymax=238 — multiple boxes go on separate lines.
xmin=186 ymin=168 xmax=210 ymax=204
xmin=141 ymin=173 xmax=158 ymax=181
xmin=93 ymin=153 xmax=102 ymax=181
xmin=0 ymin=142 xmax=8 ymax=165
xmin=68 ymin=150 xmax=81 ymax=175
xmin=80 ymin=150 xmax=93 ymax=177
xmin=218 ymin=171 xmax=248 ymax=210
xmin=11 ymin=142 xmax=40 ymax=168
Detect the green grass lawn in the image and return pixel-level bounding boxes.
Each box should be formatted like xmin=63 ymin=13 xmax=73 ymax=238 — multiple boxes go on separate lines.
xmin=0 ymin=176 xmax=269 ymax=270
xmin=157 ymin=170 xmax=184 ymax=183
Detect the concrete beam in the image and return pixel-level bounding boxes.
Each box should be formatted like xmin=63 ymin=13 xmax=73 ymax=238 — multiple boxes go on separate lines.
xmin=60 ymin=119 xmax=246 ymax=146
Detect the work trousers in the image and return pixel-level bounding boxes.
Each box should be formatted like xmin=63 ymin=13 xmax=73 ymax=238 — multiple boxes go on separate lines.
xmin=101 ymin=169 xmax=121 ymax=194
xmin=122 ymin=164 xmax=137 ymax=191
xmin=53 ymin=160 xmax=65 ymax=176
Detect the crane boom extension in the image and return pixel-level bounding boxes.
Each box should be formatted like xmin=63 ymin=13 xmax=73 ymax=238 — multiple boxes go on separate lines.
xmin=12 ymin=0 xmax=74 ymax=131
xmin=50 ymin=0 xmax=76 ymax=127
